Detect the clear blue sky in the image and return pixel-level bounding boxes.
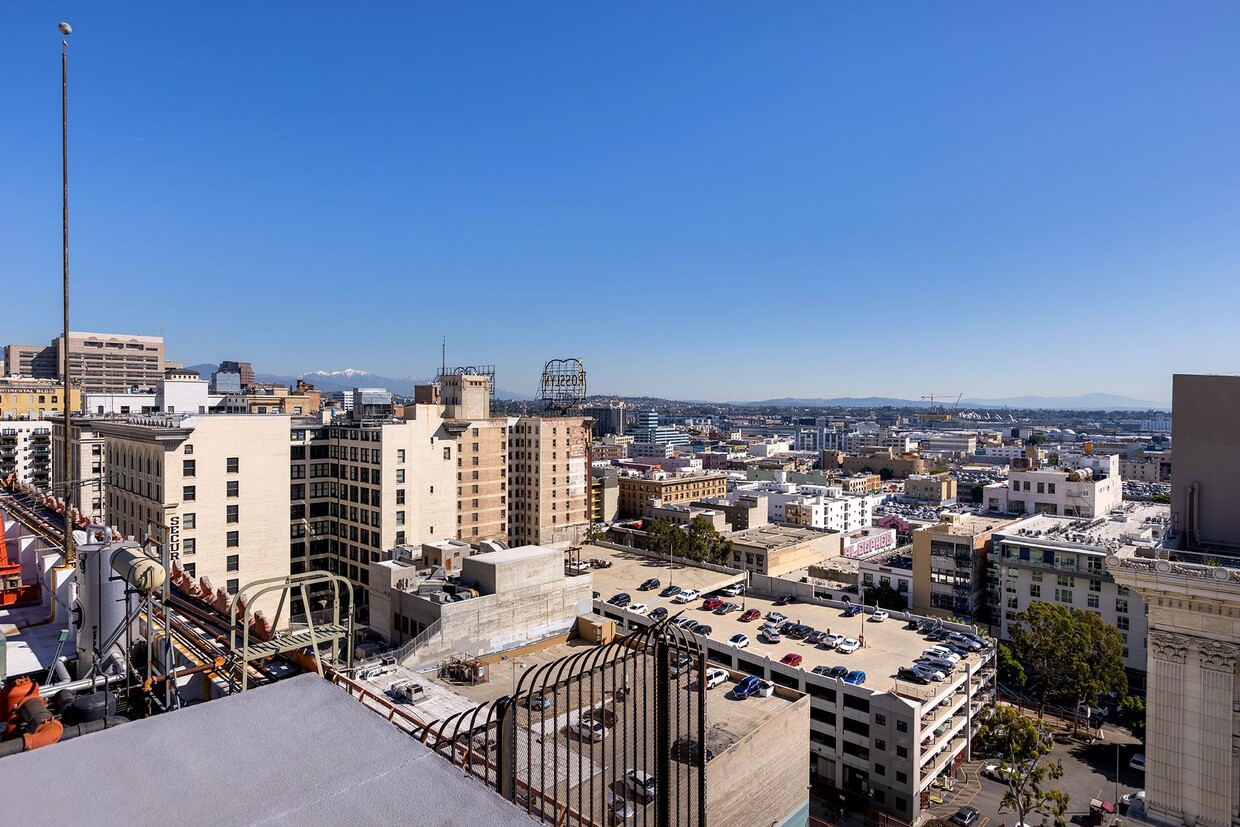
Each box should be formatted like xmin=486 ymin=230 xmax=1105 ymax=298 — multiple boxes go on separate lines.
xmin=4 ymin=4 xmax=1238 ymax=403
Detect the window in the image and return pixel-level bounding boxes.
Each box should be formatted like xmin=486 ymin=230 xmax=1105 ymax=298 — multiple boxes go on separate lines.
xmin=183 ymin=538 xmax=196 ymax=555
xmin=396 ymin=470 xmax=405 ymax=483
xmin=896 ymin=772 xmax=908 ymax=785
xmin=1057 ymin=574 xmax=1074 ymax=587
xmin=227 ymin=505 xmax=239 ymax=524
xmin=896 ymin=746 xmax=907 ymax=758
xmin=396 ymin=488 xmax=405 ymax=504
xmin=1087 ymin=593 xmax=1099 ymax=608
xmin=227 ymin=531 xmax=239 ymax=548
xmin=443 ymin=447 xmax=451 ymax=460
xmin=227 ymin=457 xmax=239 ymax=473
xmin=875 ymin=739 xmax=886 ymax=751
xmin=184 ymin=513 xmax=196 ymax=530
xmin=226 ymin=554 xmax=239 ymax=572
xmin=1056 ymin=588 xmax=1073 ymax=603
xmin=1117 ymin=616 xmax=1129 ymax=631
xmin=397 ymin=449 xmax=405 ymax=463
xmin=396 ymin=511 xmax=405 ymax=525
xmin=184 ymin=445 xmax=194 ymax=455
xmin=183 ymin=459 xmax=196 ymax=477
xmin=226 ymin=579 xmax=239 ymax=594
xmin=1116 ymin=598 xmax=1129 ymax=613
xmin=875 ymin=763 xmax=885 ymax=776
xmin=227 ymin=480 xmax=239 ymax=498
xmin=896 ymin=720 xmax=907 ymax=733
xmin=1029 ymin=584 xmax=1041 ymax=598
xmin=183 ymin=485 xmax=196 ymax=501
xmin=395 ymin=530 xmax=406 ymax=546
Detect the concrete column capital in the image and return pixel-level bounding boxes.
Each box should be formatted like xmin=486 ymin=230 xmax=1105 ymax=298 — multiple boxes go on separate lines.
xmin=1199 ymin=640 xmax=1238 ymax=673
xmin=1150 ymin=631 xmax=1190 ymax=664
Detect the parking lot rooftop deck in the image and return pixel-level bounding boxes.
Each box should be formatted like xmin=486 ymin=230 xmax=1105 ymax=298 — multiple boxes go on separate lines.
xmin=585 ymin=545 xmax=743 ymax=604
xmin=583 ymin=546 xmax=988 ymax=696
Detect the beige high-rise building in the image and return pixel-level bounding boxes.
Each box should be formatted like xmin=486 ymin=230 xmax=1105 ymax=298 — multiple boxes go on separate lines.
xmin=4 ymin=331 xmax=165 ymax=393
xmin=94 ymin=413 xmax=292 ymax=619
xmin=439 ymin=374 xmax=508 ymax=545
xmin=289 ymin=390 xmax=459 ymax=609
xmin=508 ymin=415 xmax=591 ymax=547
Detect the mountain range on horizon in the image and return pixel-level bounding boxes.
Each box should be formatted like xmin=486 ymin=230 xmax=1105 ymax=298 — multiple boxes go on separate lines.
xmin=184 ymin=365 xmax=535 ymax=400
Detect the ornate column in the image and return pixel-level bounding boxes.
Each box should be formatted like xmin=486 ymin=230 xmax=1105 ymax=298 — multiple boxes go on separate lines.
xmin=1148 ymin=632 xmax=1189 ymax=826
xmin=1197 ymin=641 xmax=1238 ymax=827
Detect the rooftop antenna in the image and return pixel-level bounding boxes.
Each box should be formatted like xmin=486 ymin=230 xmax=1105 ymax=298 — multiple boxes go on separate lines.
xmin=60 ymin=20 xmax=76 ymax=564
xmin=441 ymin=336 xmax=446 ymax=380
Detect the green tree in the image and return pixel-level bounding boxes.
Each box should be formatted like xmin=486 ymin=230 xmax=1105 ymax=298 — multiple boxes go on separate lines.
xmin=1047 ymin=452 xmax=1060 ymax=466
xmin=584 ymin=523 xmax=605 ymax=545
xmin=1118 ymin=695 xmax=1146 ymax=741
xmin=686 ymin=516 xmax=730 ymax=564
xmin=996 ymin=643 xmax=1027 ymax=689
xmin=1009 ymin=603 xmax=1127 ymax=725
xmin=974 ymin=704 xmax=1069 ymax=827
xmin=863 ymin=583 xmax=908 ymax=611
xmin=645 ymin=518 xmax=685 ymax=559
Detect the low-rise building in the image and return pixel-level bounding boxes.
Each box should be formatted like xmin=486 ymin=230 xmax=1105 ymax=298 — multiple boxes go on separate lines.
xmin=912 ymin=514 xmax=1015 ymax=622
xmin=982 ymin=452 xmax=1122 ymax=518
xmin=826 ymin=447 xmax=927 ymax=479
xmin=0 ymin=377 xmax=81 ymax=419
xmin=616 ymin=471 xmax=728 ymax=519
xmin=903 ymin=474 xmax=957 ymax=505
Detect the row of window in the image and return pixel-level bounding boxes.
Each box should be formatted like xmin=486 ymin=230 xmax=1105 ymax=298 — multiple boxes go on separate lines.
xmin=182 ymin=456 xmax=239 ymax=475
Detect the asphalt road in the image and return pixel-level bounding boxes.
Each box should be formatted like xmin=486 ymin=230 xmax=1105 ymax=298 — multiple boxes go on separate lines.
xmin=928 ymin=729 xmax=1145 ymax=827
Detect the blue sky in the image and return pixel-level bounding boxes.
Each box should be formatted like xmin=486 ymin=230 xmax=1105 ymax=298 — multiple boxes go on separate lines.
xmin=4 ymin=4 xmax=1239 ymax=403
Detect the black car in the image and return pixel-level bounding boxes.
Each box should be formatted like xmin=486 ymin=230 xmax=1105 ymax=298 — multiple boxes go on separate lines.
xmin=672 ymin=736 xmax=716 ymax=764
xmin=608 ymin=593 xmax=632 ymax=607
xmin=649 ymin=607 xmax=669 ymax=622
xmin=806 ymin=630 xmax=827 ymax=645
xmin=926 ymin=628 xmax=948 ymax=641
xmin=790 ymin=624 xmax=815 ymax=639
xmin=592 ymin=591 xmax=601 ymax=599
xmin=897 ymin=667 xmax=930 ymax=685
xmin=827 ymin=666 xmax=849 ymax=679
xmin=659 ymin=585 xmax=683 ymax=598
xmin=775 ymin=594 xmax=797 ymax=606
xmin=779 ymin=620 xmax=798 ymax=634
xmin=638 ymin=578 xmax=661 ymax=591
xmin=693 ymin=624 xmax=712 ymax=636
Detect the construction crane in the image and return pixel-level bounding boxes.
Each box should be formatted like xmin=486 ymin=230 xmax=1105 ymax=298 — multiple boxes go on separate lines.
xmin=920 ymin=393 xmax=963 ymax=422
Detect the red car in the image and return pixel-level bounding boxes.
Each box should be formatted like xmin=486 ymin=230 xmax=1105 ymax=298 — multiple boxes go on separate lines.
xmin=702 ymin=597 xmax=724 ymax=610
xmin=740 ymin=609 xmax=762 ymax=622
xmin=780 ymin=653 xmax=803 ymax=667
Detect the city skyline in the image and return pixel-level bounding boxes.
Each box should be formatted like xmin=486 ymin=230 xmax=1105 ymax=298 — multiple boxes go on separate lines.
xmin=5 ymin=4 xmax=1238 ymax=401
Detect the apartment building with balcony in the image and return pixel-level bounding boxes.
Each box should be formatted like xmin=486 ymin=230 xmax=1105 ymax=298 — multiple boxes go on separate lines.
xmin=0 ymin=422 xmax=54 ymax=490
xmin=912 ymin=514 xmax=1015 ymax=622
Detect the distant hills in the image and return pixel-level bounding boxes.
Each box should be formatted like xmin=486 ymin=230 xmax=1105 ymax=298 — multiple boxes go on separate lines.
xmin=737 ymin=393 xmax=1170 ymax=411
xmin=183 ymin=365 xmax=533 ymax=400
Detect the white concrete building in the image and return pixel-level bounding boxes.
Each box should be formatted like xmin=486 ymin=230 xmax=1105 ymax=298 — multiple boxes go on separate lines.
xmin=982 ymin=453 xmax=1122 ymax=518
xmin=0 ymin=421 xmax=54 ymax=491
xmin=85 ymin=370 xmax=228 ymax=416
xmin=736 ymin=477 xmax=881 ymax=533
xmin=987 ymin=502 xmax=1169 ymax=675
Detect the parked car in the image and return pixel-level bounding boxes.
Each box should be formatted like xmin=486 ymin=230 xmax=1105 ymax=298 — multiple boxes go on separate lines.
xmin=842 ymin=605 xmax=861 ymax=618
xmin=649 ymin=607 xmax=669 ymax=622
xmin=720 ymin=582 xmax=745 ymax=597
xmin=1129 ymin=754 xmax=1146 ymax=772
xmin=692 ymin=624 xmax=712 ymax=636
xmin=926 ymin=628 xmax=949 ymax=641
xmin=823 ymin=633 xmax=846 ymax=649
xmin=673 ymin=589 xmax=700 ymax=604
xmin=898 ymin=667 xmax=930 ymax=685
xmin=572 ymin=717 xmax=607 ymax=742
xmin=675 ymin=615 xmax=699 ymax=629
xmin=715 ymin=601 xmax=740 ymax=615
xmin=638 ymin=578 xmax=660 ymax=591
xmin=765 ymin=611 xmax=787 ymax=624
xmin=844 ymin=670 xmax=866 ymax=685
xmin=759 ymin=629 xmax=782 ymax=644
xmin=704 ymin=667 xmax=728 ymax=690
xmin=947 ymin=633 xmax=982 ymax=651
xmin=836 ymin=638 xmax=861 ymax=654
xmin=670 ymin=653 xmax=694 ymax=677
xmin=923 ymin=646 xmax=961 ymax=664
xmin=827 ymin=666 xmax=849 ymax=679
xmin=527 ymin=694 xmax=553 ymax=711
xmin=627 ymin=603 xmax=648 ymax=615
xmin=912 ymin=663 xmax=946 ymax=682
xmin=915 ymin=657 xmax=955 ymax=675
xmin=607 ymin=793 xmax=637 ymax=826
xmin=730 ymin=633 xmax=750 ymax=649
xmin=950 ymin=806 xmax=980 ymax=827
xmin=942 ymin=641 xmax=974 ymax=657
xmin=593 ymin=591 xmax=601 ymax=599
xmin=870 ymin=610 xmax=889 ymax=623
xmin=608 ymin=593 xmax=632 ymax=607
xmin=740 ymin=609 xmax=762 ymax=622
xmin=672 ymin=736 xmax=715 ymax=763
xmin=1121 ymin=791 xmax=1145 ymax=806
xmin=981 ymin=763 xmax=1015 ymax=781
xmin=780 ymin=653 xmax=803 ymax=667
xmin=659 ymin=584 xmax=682 ymax=598
xmin=625 ymin=769 xmax=658 ymax=802
xmin=807 ymin=631 xmax=828 ymax=645
xmin=731 ymin=675 xmax=764 ymax=699
xmin=702 ymin=597 xmax=724 ymax=611
xmin=775 ymin=594 xmax=797 ymax=606
xmin=811 ymin=665 xmax=835 ymax=676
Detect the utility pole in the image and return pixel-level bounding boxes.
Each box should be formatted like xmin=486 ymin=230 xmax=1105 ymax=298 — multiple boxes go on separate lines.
xmin=60 ymin=21 xmax=75 ymax=564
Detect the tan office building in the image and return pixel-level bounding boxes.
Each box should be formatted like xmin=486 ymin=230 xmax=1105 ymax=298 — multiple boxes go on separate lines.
xmin=912 ymin=514 xmax=1013 ymax=620
xmin=439 ymin=373 xmax=508 ymax=545
xmin=616 ymin=471 xmax=729 ymax=519
xmin=95 ymin=414 xmax=292 ymax=619
xmin=508 ymin=415 xmax=591 ymax=547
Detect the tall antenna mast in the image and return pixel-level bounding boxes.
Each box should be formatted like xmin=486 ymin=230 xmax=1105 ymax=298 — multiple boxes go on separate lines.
xmin=60 ymin=21 xmax=75 ymax=564
xmin=441 ymin=336 xmax=446 ymax=378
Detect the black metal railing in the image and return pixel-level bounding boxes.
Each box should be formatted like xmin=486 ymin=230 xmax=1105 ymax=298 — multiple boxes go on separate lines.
xmin=427 ymin=618 xmax=707 ymax=827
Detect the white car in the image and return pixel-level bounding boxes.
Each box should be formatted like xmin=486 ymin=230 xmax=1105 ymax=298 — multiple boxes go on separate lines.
xmin=751 ymin=679 xmax=775 ymax=698
xmin=704 ymin=667 xmax=728 ymax=690
xmin=729 ymin=633 xmax=750 ymax=649
xmin=870 ymin=610 xmax=889 ymax=622
xmin=607 ymin=792 xmax=637 ymax=825
xmin=720 ymin=582 xmax=745 ymax=597
xmin=837 ymin=638 xmax=861 ymax=654
xmin=673 ymin=589 xmax=700 ymax=604
xmin=1129 ymin=754 xmax=1146 ymax=772
xmin=626 ymin=603 xmax=648 ymax=615
xmin=572 ymin=717 xmax=607 ymax=742
xmin=625 ymin=769 xmax=658 ymax=801
xmin=912 ymin=663 xmax=946 ymax=682
xmin=924 ymin=647 xmax=961 ymax=664
xmin=822 ymin=633 xmax=846 ymax=648
xmin=760 ymin=629 xmax=782 ymax=644
xmin=765 ymin=611 xmax=787 ymax=623
xmin=1122 ymin=791 xmax=1145 ymax=806
xmin=981 ymin=763 xmax=1015 ymax=781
